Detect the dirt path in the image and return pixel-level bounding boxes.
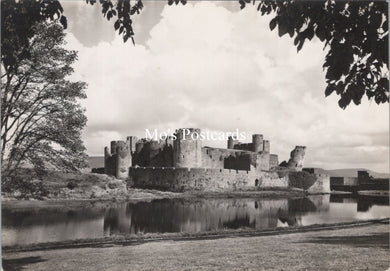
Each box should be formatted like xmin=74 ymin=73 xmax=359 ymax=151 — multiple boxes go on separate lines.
xmin=3 ymin=220 xmax=389 ymax=271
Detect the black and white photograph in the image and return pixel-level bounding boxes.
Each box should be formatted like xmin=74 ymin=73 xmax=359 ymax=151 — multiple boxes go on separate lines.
xmin=1 ymin=0 xmax=389 ymax=270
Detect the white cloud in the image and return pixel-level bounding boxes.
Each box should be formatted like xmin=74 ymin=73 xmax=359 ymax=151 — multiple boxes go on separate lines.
xmin=65 ymin=1 xmax=389 ymax=172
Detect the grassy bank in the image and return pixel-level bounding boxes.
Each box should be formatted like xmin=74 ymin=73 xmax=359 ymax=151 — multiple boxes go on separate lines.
xmin=1 ymin=169 xmax=183 ymax=201
xmin=1 ymin=169 xmax=306 ymax=201
xmin=2 ymin=218 xmax=388 ymax=253
xmin=3 ymin=220 xmax=389 ymax=270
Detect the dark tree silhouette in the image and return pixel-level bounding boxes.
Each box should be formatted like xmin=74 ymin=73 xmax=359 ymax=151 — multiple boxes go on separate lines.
xmin=242 ymin=0 xmax=389 ymax=108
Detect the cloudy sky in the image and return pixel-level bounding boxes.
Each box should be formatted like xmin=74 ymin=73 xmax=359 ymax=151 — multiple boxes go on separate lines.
xmin=61 ymin=1 xmax=389 ymax=172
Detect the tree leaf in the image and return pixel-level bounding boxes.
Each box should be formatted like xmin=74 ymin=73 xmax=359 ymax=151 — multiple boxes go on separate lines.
xmin=60 ymin=16 xmax=67 ymax=29
xmin=269 ymin=17 xmax=278 ymax=31
xmin=325 ymin=84 xmax=335 ymax=97
xmin=114 ymin=20 xmax=120 ymax=30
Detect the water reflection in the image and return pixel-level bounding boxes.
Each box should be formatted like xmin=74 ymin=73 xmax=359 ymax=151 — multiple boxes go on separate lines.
xmin=330 ymin=194 xmax=389 ymax=211
xmin=2 ymin=194 xmax=389 ymax=246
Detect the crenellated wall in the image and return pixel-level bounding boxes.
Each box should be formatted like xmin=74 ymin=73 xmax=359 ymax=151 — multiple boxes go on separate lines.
xmin=233 ymin=142 xmax=253 ymax=151
xmin=129 ymin=166 xmax=329 ymax=192
xmin=129 ymin=167 xmax=289 ymax=192
xmin=133 ymin=139 xmax=173 ymax=167
xmin=103 ymin=134 xmax=298 ymax=178
xmin=101 ymin=128 xmax=319 ymax=191
xmin=201 ymin=147 xmax=254 ymax=170
xmin=227 ymin=136 xmax=238 ymax=149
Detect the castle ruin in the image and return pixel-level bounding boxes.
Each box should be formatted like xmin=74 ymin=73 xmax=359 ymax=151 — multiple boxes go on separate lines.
xmin=101 ymin=128 xmax=329 ymax=193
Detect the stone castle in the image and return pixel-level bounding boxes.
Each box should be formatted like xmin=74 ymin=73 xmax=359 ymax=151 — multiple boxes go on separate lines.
xmin=100 ymin=128 xmax=330 ymax=193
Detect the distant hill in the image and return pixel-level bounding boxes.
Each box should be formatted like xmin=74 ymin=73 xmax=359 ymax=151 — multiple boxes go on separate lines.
xmin=88 ymin=156 xmax=104 ymax=169
xmin=323 ymin=168 xmax=389 ymax=178
xmin=306 ymin=167 xmax=389 ymax=178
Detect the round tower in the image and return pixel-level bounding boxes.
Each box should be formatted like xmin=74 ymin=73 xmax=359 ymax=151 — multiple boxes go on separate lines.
xmin=173 ymin=128 xmax=202 ymax=168
xmin=104 ymin=146 xmax=111 ymax=175
xmin=287 ymin=146 xmax=306 ymax=171
xmin=110 ymin=141 xmax=119 ymax=154
xmin=115 ymin=141 xmax=131 ymax=179
xmin=126 ymin=136 xmax=138 ymax=154
xmin=227 ymin=136 xmax=234 ymax=149
xmin=135 ymin=141 xmax=144 ymax=153
xmin=252 ymin=134 xmax=263 ymax=153
xmin=263 ymin=140 xmax=270 ymax=153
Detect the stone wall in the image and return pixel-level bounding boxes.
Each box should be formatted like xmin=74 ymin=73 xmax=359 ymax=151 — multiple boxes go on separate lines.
xmin=358 ymin=170 xmax=370 ymax=184
xmin=129 ymin=167 xmax=289 ymax=192
xmin=201 ymin=147 xmax=254 ymax=170
xmin=255 ymin=152 xmax=270 ymax=171
xmin=307 ymin=173 xmax=330 ymax=194
xmin=270 ymin=154 xmax=279 ymax=169
xmin=329 ymin=176 xmax=358 ymax=186
xmin=233 ymin=142 xmax=253 ymax=151
xmin=344 ymin=177 xmax=358 ymax=186
xmin=133 ymin=140 xmax=173 ymax=167
xmin=330 ymin=176 xmax=344 ymax=185
xmin=201 ymin=147 xmax=232 ymax=169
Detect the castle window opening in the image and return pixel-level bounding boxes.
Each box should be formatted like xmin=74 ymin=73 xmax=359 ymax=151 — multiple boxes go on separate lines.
xmin=255 ymin=179 xmax=259 ymax=186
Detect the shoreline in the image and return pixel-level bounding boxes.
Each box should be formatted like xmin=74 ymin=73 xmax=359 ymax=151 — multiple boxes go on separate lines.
xmin=1 ymin=187 xmax=310 ymax=206
xmin=4 ymin=219 xmax=388 ymax=271
xmin=1 ymin=169 xmax=315 ymax=202
xmin=3 ymin=218 xmax=388 ymax=253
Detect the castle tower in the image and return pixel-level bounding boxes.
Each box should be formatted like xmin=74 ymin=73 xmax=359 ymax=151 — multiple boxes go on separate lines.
xmin=263 ymin=140 xmax=270 ymax=153
xmin=227 ymin=136 xmax=235 ymax=149
xmin=173 ymin=128 xmax=202 ymax=168
xmin=115 ymin=141 xmax=131 ymax=179
xmin=126 ymin=136 xmax=138 ymax=154
xmin=166 ymin=136 xmax=174 ymax=146
xmin=110 ymin=141 xmax=119 ymax=154
xmin=252 ymin=134 xmax=263 ymax=153
xmin=135 ymin=141 xmax=144 ymax=153
xmin=104 ymin=146 xmax=111 ymax=175
xmin=287 ymin=146 xmax=306 ymax=171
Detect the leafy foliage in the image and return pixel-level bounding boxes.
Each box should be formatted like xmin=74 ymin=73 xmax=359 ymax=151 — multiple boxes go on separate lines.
xmin=1 ymin=0 xmax=187 ymax=73
xmin=2 ymin=0 xmax=387 ymax=112
xmin=1 ymin=22 xmax=88 ymax=177
xmin=85 ymin=0 xmax=186 ymax=43
xmin=1 ymin=0 xmax=68 ymax=74
xmin=86 ymin=0 xmax=144 ymax=45
xmin=244 ymin=0 xmax=389 ymax=108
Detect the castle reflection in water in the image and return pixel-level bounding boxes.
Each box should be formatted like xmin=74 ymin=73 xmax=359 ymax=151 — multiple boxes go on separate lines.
xmin=103 ymin=196 xmax=329 ymax=235
xmin=2 ymin=195 xmax=389 ymax=246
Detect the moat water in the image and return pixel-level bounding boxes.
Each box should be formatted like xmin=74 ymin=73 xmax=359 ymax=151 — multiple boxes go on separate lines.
xmin=2 ymin=194 xmax=389 ymax=246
